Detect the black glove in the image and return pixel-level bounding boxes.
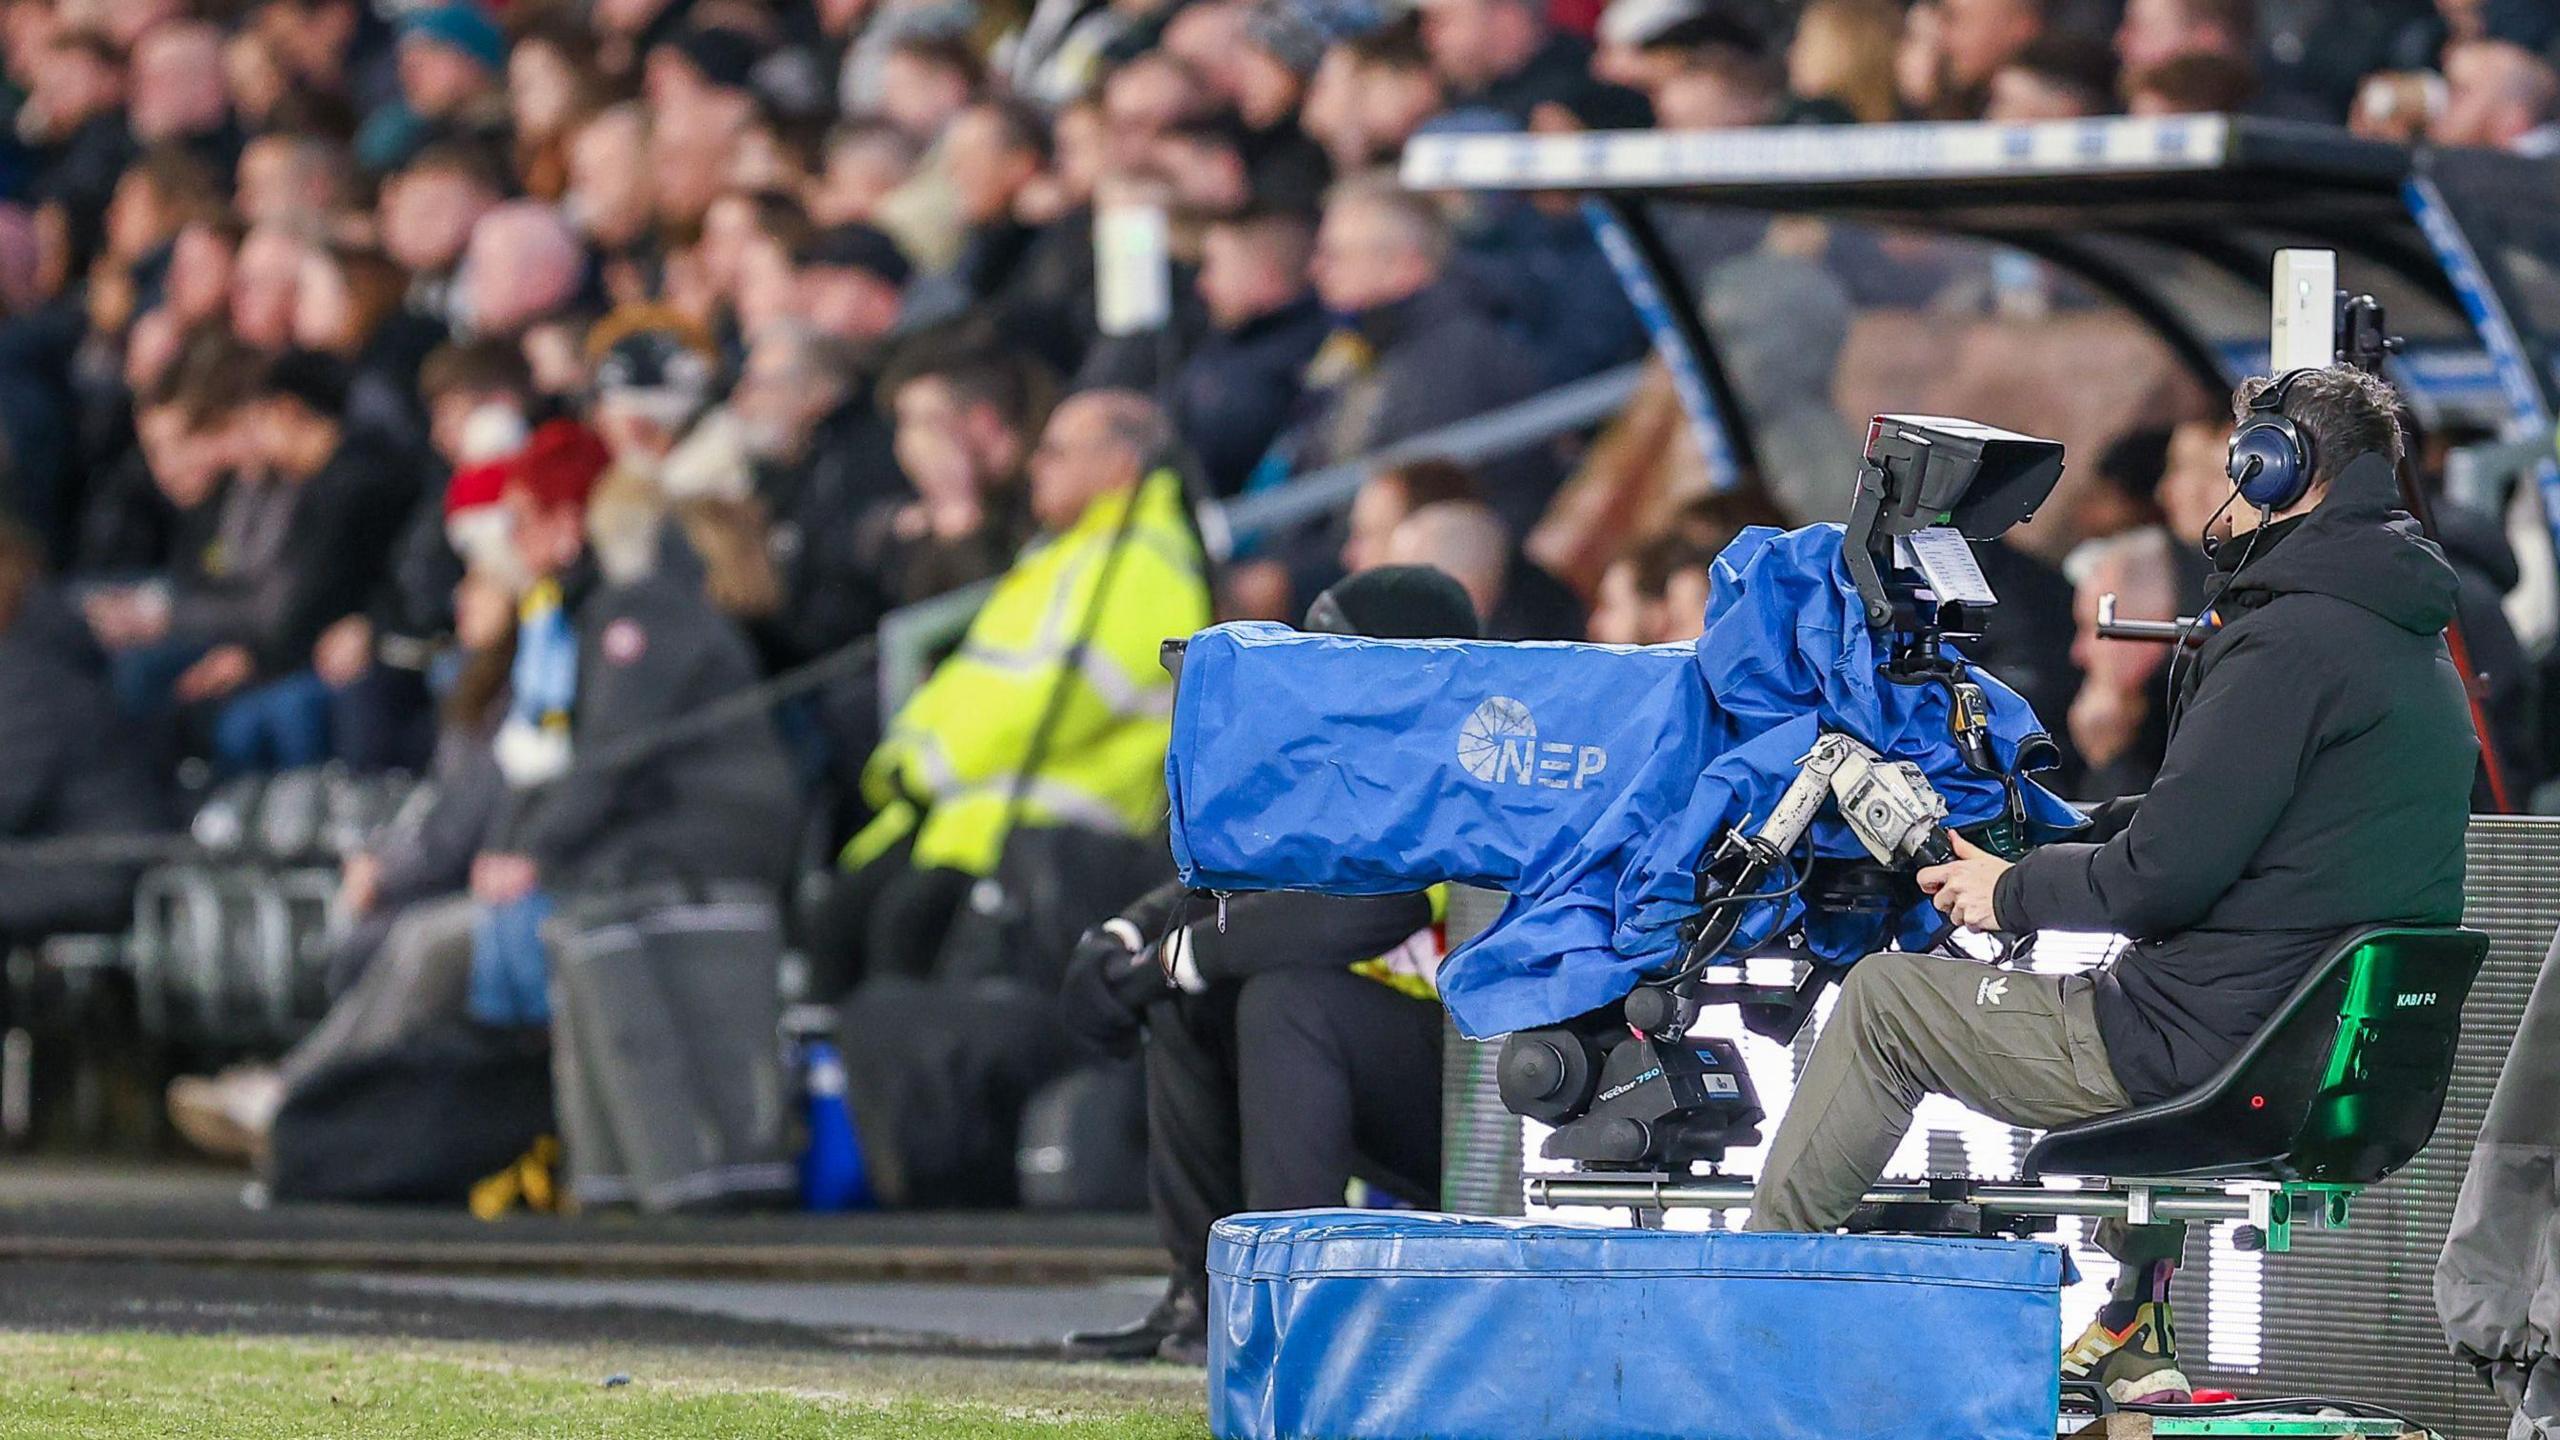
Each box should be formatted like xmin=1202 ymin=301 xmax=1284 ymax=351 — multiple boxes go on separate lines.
xmin=1059 ymin=925 xmax=1177 ymax=1057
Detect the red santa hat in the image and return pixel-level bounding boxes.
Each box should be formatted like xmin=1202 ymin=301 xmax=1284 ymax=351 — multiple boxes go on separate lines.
xmin=502 ymin=419 xmax=612 ymax=515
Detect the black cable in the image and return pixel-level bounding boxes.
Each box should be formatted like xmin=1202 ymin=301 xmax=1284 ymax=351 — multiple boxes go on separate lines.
xmin=2114 ymin=1394 xmax=2435 ymax=1435
xmin=2163 ymin=485 xmax=2266 ymax=740
xmin=1666 ymin=836 xmax=1815 ymax=984
xmin=1699 ymin=839 xmax=1815 ymax=919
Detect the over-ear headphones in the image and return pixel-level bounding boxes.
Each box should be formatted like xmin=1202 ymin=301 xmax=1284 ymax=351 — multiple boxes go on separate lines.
xmin=2225 ymin=368 xmax=2318 ymax=513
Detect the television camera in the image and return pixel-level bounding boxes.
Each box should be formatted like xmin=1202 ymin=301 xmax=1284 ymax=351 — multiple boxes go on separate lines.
xmin=1496 ymin=416 xmax=2067 ymax=1171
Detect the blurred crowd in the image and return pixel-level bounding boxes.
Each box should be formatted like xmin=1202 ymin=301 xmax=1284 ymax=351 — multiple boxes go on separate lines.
xmin=0 ymin=0 xmax=2547 ymax=1258
xmin=0 ymin=0 xmax=2549 ymax=841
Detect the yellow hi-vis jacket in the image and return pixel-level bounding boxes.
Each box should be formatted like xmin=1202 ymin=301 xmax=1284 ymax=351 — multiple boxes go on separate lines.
xmin=849 ymin=469 xmax=1211 ymax=877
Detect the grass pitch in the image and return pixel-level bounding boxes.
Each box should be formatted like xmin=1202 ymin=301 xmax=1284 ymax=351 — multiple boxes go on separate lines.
xmin=0 ymin=1329 xmax=1211 ymax=1439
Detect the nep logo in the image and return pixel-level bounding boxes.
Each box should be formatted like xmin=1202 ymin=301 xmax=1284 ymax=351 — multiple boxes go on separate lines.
xmin=1456 ymin=696 xmax=1609 ymax=791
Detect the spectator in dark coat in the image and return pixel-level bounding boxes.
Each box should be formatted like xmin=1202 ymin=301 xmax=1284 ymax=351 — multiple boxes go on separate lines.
xmin=376 ymin=339 xmax=539 ymax=656
xmin=1417 ymin=0 xmax=1643 ymax=122
xmin=733 ymin=322 xmax=907 ymax=671
xmin=293 ymin=243 xmax=453 ymax=771
xmin=293 ymin=241 xmax=431 ymax=456
xmin=141 ymin=351 xmax=419 ymax=771
xmin=0 ymin=524 xmax=169 ymax=942
xmin=860 ymin=344 xmax=1045 ymax=612
xmin=251 ymin=0 xmax=401 ymax=121
xmin=940 ymin=99 xmax=1052 ymax=301
xmin=25 ymin=28 xmax=133 ymax=273
xmin=928 ymin=98 xmax=1095 ymax=376
xmin=77 ymin=330 xmax=249 ymax=583
xmin=354 ymin=4 xmax=512 ymax=175
xmin=480 ymin=422 xmax=798 ymax=900
xmin=1237 ymin=9 xmax=1336 ymax=210
xmin=1286 ymin=174 xmax=1552 ymax=532
xmin=565 ymin=105 xmax=662 ymax=307
xmin=1301 ymin=21 xmax=1450 ymax=175
xmin=1173 ymin=209 xmax=1328 ymax=498
xmin=375 ymin=142 xmax=503 ymax=341
xmin=794 ymin=222 xmax=912 ymax=349
xmin=130 ymin=23 xmax=244 ymax=183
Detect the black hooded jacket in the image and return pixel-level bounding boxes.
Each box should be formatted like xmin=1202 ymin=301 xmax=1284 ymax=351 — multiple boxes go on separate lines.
xmin=1995 ymin=454 xmax=2476 ymax=1103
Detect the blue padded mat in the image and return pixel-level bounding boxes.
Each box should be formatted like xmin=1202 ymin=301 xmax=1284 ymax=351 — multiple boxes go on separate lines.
xmin=1209 ymin=1210 xmax=2074 ymax=1440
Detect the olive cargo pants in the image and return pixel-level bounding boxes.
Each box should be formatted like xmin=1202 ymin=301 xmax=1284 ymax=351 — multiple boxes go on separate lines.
xmin=1746 ymin=951 xmax=2185 ymax=1270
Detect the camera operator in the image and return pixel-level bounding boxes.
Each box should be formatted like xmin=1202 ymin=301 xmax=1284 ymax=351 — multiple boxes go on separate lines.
xmin=1746 ymin=365 xmax=2476 ymax=1406
xmin=1056 ymin=565 xmax=1479 ymax=1367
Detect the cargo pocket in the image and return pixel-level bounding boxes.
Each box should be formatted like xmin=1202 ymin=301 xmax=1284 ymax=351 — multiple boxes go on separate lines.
xmin=2060 ymin=975 xmax=2131 ymax=1117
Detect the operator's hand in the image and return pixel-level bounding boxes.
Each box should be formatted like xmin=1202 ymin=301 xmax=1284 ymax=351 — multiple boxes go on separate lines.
xmin=1058 ymin=924 xmax=1174 ymax=1058
xmin=1916 ymin=831 xmax=2012 ymax=932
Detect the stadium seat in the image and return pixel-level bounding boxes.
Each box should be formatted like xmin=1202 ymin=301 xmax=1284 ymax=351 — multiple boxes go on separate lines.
xmin=129 ymin=768 xmax=419 ymax=1048
xmin=2 ymin=933 xmax=133 ymax=1147
xmin=1016 ymin=1059 xmax=1148 ymax=1211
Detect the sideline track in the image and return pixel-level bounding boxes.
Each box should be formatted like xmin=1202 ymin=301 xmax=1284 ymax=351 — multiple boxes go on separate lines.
xmin=0 ymin=1161 xmax=1162 ymax=1283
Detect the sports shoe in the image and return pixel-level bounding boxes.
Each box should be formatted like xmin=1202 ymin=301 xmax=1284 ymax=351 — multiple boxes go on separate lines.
xmin=2062 ymin=1301 xmax=2193 ymax=1404
xmin=165 ymin=1066 xmax=284 ymax=1164
xmin=1062 ymin=1281 xmax=1205 ymax=1363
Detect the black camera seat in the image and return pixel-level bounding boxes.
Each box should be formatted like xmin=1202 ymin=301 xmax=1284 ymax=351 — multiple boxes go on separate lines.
xmin=2022 ymin=925 xmax=2488 ymax=1188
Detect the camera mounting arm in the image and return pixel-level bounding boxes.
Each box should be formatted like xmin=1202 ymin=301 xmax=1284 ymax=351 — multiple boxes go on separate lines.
xmin=1843 ymin=462 xmax=1898 ymax=629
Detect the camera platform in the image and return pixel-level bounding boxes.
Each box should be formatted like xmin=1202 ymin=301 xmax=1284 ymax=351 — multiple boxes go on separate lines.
xmin=2064 ymin=1413 xmax=2423 ymax=1438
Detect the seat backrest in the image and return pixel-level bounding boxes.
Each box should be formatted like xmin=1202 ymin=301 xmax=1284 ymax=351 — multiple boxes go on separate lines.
xmin=2022 ymin=925 xmax=2488 ymax=1185
xmin=2277 ymin=926 xmax=2489 ymax=1184
xmin=2184 ymin=926 xmax=2484 ymax=1183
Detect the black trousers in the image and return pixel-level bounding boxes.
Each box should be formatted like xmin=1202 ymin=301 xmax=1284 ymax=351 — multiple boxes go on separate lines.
xmin=799 ymin=838 xmax=976 ymax=1001
xmin=1144 ymin=967 xmax=1444 ymax=1301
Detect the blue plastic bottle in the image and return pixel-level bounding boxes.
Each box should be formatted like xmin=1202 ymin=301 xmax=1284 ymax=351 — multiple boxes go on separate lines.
xmin=798 ymin=1037 xmax=873 ymax=1211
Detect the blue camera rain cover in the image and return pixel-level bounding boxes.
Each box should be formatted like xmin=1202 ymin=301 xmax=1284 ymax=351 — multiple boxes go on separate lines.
xmin=1166 ymin=524 xmax=2079 ymax=1038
